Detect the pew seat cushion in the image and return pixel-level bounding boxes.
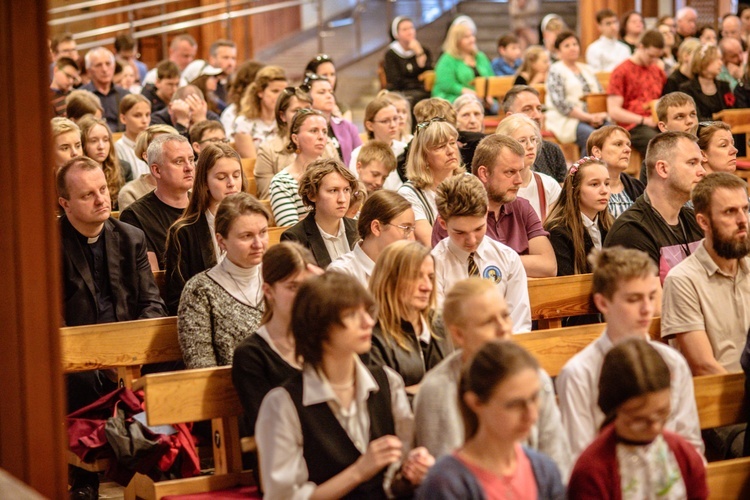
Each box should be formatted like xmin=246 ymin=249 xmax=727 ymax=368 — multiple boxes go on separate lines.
xmin=164 ymin=485 xmax=261 ymax=499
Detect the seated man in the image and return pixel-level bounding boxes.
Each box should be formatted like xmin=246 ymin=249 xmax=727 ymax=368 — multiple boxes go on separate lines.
xmin=50 ymin=57 xmax=79 ymax=117
xmin=663 ymin=173 xmax=750 ymax=375
xmin=81 ymin=47 xmax=130 ymax=132
xmin=605 ymin=131 xmax=704 ymax=281
xmin=502 ymin=85 xmax=568 ymax=183
xmin=556 ymin=246 xmax=704 ymax=461
xmin=281 ymin=158 xmax=359 ymax=268
xmin=414 ymin=277 xmax=571 ymax=478
xmin=355 ymin=141 xmax=397 ymax=194
xmin=607 ymin=30 xmax=666 ymax=159
xmin=189 ymin=119 xmax=227 ymax=157
xmin=120 ymin=134 xmax=194 ymax=269
xmin=432 ymin=174 xmax=531 ymax=332
xmin=150 ymin=85 xmax=222 ymax=139
xmin=637 ymin=91 xmax=699 ymax=183
xmin=433 ymin=134 xmax=556 ymax=277
xmin=51 ymin=117 xmax=82 ymax=170
xmin=585 ymin=9 xmax=631 ymax=72
xmin=140 ymin=60 xmax=180 ymax=114
xmin=718 ymin=37 xmax=743 ymax=91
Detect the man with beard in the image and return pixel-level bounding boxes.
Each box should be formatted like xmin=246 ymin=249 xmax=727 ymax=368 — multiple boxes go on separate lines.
xmin=431 ymin=134 xmax=557 ymax=277
xmin=662 ymin=173 xmax=750 ymax=376
xmin=605 ymin=131 xmax=705 ymax=279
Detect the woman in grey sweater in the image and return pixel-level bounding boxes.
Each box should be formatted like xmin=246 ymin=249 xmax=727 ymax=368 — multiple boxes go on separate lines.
xmin=177 ymin=192 xmax=270 ymax=368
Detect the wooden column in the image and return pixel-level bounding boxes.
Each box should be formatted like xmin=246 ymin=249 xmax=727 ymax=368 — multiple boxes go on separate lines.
xmin=0 ymin=1 xmax=67 ymax=498
xmin=579 ymin=0 xmax=635 ymax=56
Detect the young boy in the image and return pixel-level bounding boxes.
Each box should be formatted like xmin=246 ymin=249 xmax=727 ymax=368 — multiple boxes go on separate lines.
xmin=189 ymin=120 xmax=228 ymax=157
xmin=355 ymin=140 xmax=396 ymax=193
xmin=585 ymin=9 xmax=631 ymax=72
xmin=281 ymin=158 xmax=360 ymax=268
xmin=491 ymin=34 xmax=522 ymax=76
xmin=555 ymin=246 xmax=704 ymax=462
xmin=50 ymin=57 xmax=80 ymax=117
xmin=432 ymin=174 xmax=531 ymax=332
xmin=141 ymin=60 xmax=180 ymax=113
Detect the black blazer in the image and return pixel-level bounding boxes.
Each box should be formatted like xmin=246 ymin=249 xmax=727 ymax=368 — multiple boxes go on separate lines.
xmin=60 ymin=216 xmax=167 ymax=326
xmin=548 ymin=219 xmax=609 ymax=276
xmin=280 ymin=214 xmax=359 ymax=268
xmin=164 ymin=214 xmax=217 ymax=315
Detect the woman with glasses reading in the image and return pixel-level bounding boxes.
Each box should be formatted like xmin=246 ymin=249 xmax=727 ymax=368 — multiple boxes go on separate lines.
xmin=366 ymin=240 xmax=453 ymax=392
xmin=398 ymin=118 xmax=464 ymax=246
xmin=256 ymin=271 xmax=434 ymax=499
xmin=164 ymin=143 xmax=246 ymax=314
xmin=349 ymin=96 xmax=408 ymax=171
xmin=270 ymin=108 xmax=329 ymax=227
xmin=495 ymin=114 xmax=561 ymax=222
xmin=234 ymin=65 xmax=287 ymax=159
xmin=306 ymin=73 xmax=362 ymax=166
xmin=255 ymin=85 xmax=337 ymax=200
xmin=328 ymin=190 xmax=416 ymax=287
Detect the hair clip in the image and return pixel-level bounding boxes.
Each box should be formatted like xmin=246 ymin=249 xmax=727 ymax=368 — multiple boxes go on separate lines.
xmin=569 ymin=156 xmax=595 ymax=176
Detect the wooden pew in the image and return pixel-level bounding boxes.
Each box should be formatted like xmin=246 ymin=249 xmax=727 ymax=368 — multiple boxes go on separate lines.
xmin=132 ymin=367 xmax=253 ymax=498
xmin=528 ymin=274 xmax=597 ymax=329
xmin=473 ymin=75 xmax=515 ymax=100
xmin=420 ymin=70 xmax=435 ymax=92
xmin=111 ymin=211 xmax=120 ymax=220
xmin=595 ymin=71 xmax=611 ymax=90
xmin=581 ymin=93 xmax=608 ymax=114
xmin=515 ymin=317 xmax=661 ymax=377
xmin=240 ymin=157 xmax=256 ymax=178
xmin=707 ymin=456 xmax=750 ymax=499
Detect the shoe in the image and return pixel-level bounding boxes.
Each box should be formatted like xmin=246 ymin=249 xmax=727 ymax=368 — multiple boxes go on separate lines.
xmin=69 ymin=484 xmax=98 ymax=500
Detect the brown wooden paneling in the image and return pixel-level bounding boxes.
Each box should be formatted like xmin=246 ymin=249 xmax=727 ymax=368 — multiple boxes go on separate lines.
xmin=579 ymin=0 xmax=635 ymax=60
xmin=0 ymin=0 xmax=66 ymax=497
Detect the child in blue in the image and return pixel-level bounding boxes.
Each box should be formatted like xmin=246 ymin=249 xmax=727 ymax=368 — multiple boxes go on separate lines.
xmin=491 ymin=34 xmax=523 ymax=76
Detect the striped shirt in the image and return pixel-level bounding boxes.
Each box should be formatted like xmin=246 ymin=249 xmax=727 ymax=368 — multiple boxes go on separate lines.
xmin=269 ymin=170 xmax=309 ymax=227
xmin=608 ymin=190 xmax=633 ymax=219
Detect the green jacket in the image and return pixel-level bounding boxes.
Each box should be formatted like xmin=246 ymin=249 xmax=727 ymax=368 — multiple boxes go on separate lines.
xmin=431 ymin=51 xmax=494 ymax=103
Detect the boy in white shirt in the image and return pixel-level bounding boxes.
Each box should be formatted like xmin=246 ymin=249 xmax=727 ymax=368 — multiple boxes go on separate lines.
xmin=555 ymin=246 xmax=704 ymax=462
xmin=585 ymin=9 xmax=632 ymax=72
xmin=432 ymin=174 xmax=532 ymax=333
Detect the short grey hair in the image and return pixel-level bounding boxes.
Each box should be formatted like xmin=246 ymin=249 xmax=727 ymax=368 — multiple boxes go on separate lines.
xmin=453 ymin=94 xmax=484 ymax=115
xmin=84 ymin=47 xmax=115 ymax=70
xmin=147 ymin=134 xmax=189 ymax=167
xmin=675 ymin=7 xmax=697 ymax=20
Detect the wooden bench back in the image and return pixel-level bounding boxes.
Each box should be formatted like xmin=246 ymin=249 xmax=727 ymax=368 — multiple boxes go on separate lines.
xmin=473 ymin=76 xmax=515 ymax=100
xmin=528 ymin=274 xmax=596 ymax=328
xmin=694 ymin=372 xmax=747 ymax=430
xmin=420 ymin=70 xmax=435 ymax=92
xmin=707 ymin=456 xmax=750 ymax=499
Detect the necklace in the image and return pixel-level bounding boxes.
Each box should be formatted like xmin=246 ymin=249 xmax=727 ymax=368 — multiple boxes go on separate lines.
xmin=329 ymin=379 xmax=356 ymax=390
xmin=227 ymin=268 xmax=263 ymax=307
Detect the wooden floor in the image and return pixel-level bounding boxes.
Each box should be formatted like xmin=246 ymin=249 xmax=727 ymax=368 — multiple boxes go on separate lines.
xmin=99 ymin=481 xmax=124 ymax=500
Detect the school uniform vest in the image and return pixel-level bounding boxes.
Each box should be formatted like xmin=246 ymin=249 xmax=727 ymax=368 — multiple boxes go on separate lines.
xmin=284 ymin=366 xmax=394 ymax=499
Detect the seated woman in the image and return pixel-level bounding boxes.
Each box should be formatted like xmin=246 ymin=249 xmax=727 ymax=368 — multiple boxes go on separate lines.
xmin=417 ymin=340 xmax=565 ymax=499
xmin=663 ymin=38 xmax=701 ymax=95
xmin=432 ymin=21 xmax=493 ymax=104
xmin=164 ymin=143 xmax=245 ymax=315
xmin=698 ymin=120 xmax=738 ymax=174
xmin=115 ymin=93 xmax=151 ymax=178
xmin=307 ymin=73 xmax=362 ymax=165
xmin=65 ymin=89 xmax=104 ymax=123
xmin=697 ymin=24 xmax=717 ymax=45
xmin=119 ymin=124 xmax=178 ymax=210
xmin=233 ymin=65 xmax=287 ymax=159
xmin=78 ymin=115 xmax=127 ymax=209
xmin=281 ymin=158 xmax=359 ymax=268
xmin=544 ymin=157 xmax=613 ymax=276
xmin=545 ymin=30 xmax=607 ymax=155
xmin=305 ymin=54 xmax=351 ymax=121
xmin=367 ymin=240 xmax=453 ymax=390
xmin=513 ymin=45 xmax=550 ymax=86
xmin=619 ymin=10 xmax=644 ymax=53
xmin=269 ymin=109 xmax=328 ymax=227
xmin=679 ymin=44 xmax=733 ymax=121
xmin=231 ymin=242 xmax=318 ymax=435
xmin=328 ymin=190 xmax=416 ymax=287
xmin=495 ymin=114 xmax=562 ymax=222
xmin=381 ymin=90 xmax=414 ymax=143
xmin=398 ymin=119 xmax=464 ymax=246
xmin=178 ymin=192 xmax=269 ymax=368
xmin=349 ymin=97 xmax=407 ymax=170
xmin=453 ymin=94 xmax=484 ymax=134
xmin=220 ymin=60 xmax=265 ymax=141
xmin=658 ymin=21 xmax=677 ymax=74
xmin=255 ymin=86 xmax=336 ymax=200
xmin=384 ymin=16 xmax=432 ymax=106
xmin=587 ymin=125 xmax=644 ymax=218
xmin=568 ymin=338 xmax=707 ymax=498
xmin=256 ymin=272 xmax=434 ymax=499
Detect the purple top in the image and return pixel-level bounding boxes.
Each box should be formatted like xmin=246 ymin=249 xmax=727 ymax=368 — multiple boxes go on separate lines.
xmin=432 ymin=197 xmax=549 ymax=252
xmin=329 ymin=116 xmax=362 ymax=166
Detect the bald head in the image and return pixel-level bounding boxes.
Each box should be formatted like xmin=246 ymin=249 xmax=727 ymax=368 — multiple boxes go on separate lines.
xmin=722 ymin=15 xmax=742 ymax=41
xmin=720 ymin=37 xmax=743 ymax=66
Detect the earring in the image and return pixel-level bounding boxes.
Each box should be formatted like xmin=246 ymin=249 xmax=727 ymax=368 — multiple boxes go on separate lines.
xmin=295 ymin=148 xmax=301 ymax=154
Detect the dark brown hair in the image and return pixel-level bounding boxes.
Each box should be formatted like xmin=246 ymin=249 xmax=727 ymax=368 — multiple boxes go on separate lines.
xmin=357 ymin=190 xmax=412 ymax=239
xmin=260 ymin=242 xmax=316 ymax=324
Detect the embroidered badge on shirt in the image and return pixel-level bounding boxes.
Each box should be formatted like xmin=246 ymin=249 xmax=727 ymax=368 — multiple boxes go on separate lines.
xmin=483 ymin=266 xmax=502 ymax=284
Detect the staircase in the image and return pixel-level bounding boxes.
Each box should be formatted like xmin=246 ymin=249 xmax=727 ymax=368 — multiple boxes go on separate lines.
xmin=456 ymin=0 xmax=578 ymax=56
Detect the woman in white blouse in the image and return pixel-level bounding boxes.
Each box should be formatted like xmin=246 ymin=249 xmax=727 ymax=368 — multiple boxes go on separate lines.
xmin=494 ymin=113 xmax=561 ymax=222
xmin=397 ymin=118 xmax=464 ymax=246
xmin=233 ymin=65 xmax=287 ymax=159
xmin=256 ymin=272 xmax=434 ymax=499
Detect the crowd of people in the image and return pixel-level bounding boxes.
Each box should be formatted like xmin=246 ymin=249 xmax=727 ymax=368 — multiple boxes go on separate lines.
xmin=52 ymin=6 xmax=750 ymax=500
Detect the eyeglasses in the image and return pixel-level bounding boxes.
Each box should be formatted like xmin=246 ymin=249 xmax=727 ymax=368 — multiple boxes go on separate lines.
xmin=386 ymin=223 xmax=416 ymax=237
xmin=302 ymin=72 xmax=328 ymax=87
xmin=697 ymin=121 xmax=719 ymax=136
xmin=199 ymin=137 xmax=230 ymax=144
xmin=416 ymin=116 xmax=447 ymax=132
xmin=373 ymin=117 xmax=400 ymax=125
xmin=515 ymin=136 xmax=539 ymax=148
xmin=284 ymin=84 xmax=311 ymax=95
